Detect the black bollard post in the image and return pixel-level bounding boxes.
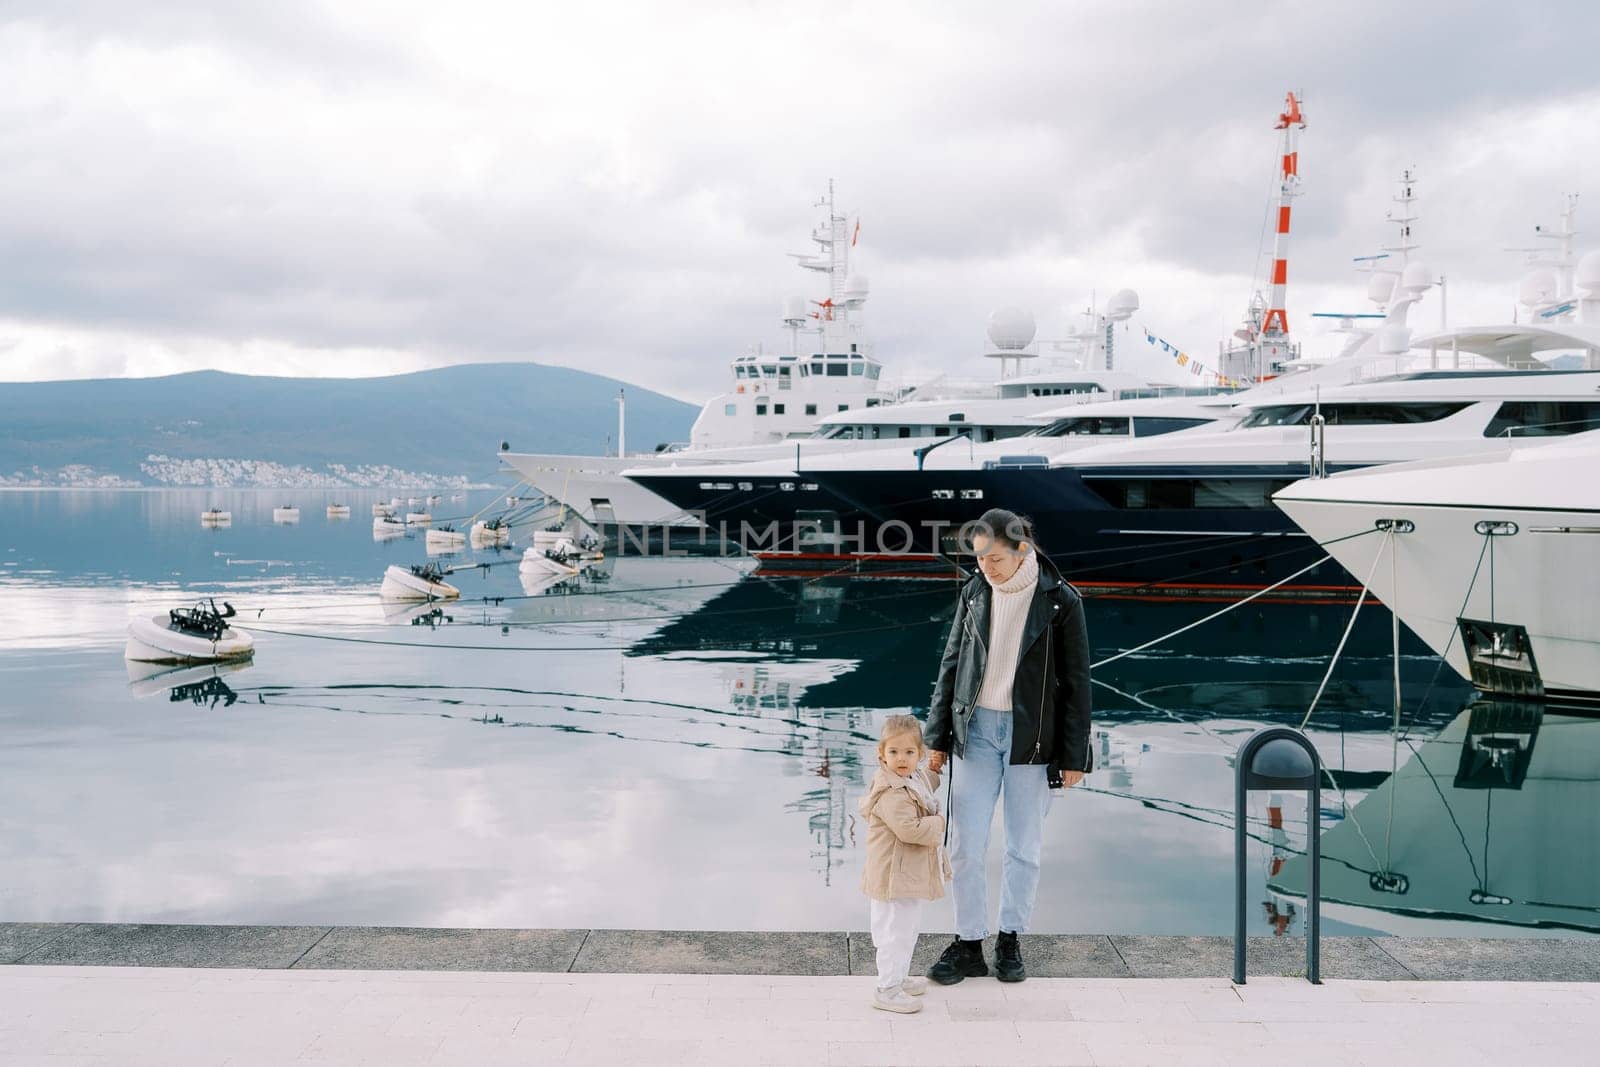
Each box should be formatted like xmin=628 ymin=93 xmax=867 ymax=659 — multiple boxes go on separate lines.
xmin=1234 ymin=727 xmax=1322 ymax=985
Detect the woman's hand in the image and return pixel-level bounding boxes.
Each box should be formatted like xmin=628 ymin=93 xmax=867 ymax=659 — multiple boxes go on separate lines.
xmin=1057 ymin=770 xmax=1084 ymax=789
xmin=928 ymin=751 xmax=948 ymax=773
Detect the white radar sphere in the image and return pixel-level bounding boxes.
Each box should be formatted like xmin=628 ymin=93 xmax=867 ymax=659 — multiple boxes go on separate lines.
xmin=1400 ymin=261 xmax=1434 ymax=292
xmin=1105 ymin=288 xmax=1140 ymax=322
xmin=986 ymin=306 xmax=1037 ymax=350
xmin=1576 ymin=251 xmax=1600 ymax=294
xmin=1519 ymin=269 xmax=1558 ymax=307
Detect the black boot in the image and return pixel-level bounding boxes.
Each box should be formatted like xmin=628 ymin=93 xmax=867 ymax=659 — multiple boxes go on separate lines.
xmin=994 ymin=930 xmax=1026 ymax=982
xmin=927 ymin=937 xmax=988 ymax=985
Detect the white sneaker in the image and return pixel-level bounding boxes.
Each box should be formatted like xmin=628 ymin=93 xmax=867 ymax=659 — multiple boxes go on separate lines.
xmin=873 ymin=985 xmax=923 ymax=1014
xmin=900 ymin=976 xmax=928 ymax=996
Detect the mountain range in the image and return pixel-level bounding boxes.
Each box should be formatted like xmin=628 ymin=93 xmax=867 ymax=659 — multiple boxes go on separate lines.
xmin=0 ymin=364 xmax=699 ymax=487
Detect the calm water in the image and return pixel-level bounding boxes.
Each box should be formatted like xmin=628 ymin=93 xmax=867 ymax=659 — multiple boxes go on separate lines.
xmin=1 ymin=489 xmax=1594 ymax=937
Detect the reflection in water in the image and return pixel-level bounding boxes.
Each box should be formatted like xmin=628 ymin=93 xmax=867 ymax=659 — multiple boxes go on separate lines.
xmin=0 ymin=490 xmax=1591 ymax=934
xmin=126 ymin=658 xmax=256 ymax=707
xmin=1271 ymin=701 xmax=1600 ymax=934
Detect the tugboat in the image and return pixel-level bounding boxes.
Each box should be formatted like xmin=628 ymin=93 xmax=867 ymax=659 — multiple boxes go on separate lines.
xmin=125 ymin=598 xmax=254 ymax=664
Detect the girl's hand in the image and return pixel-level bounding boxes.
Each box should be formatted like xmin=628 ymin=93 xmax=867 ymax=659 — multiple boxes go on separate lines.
xmin=1058 ymin=771 xmax=1084 ymax=789
xmin=928 ymin=751 xmax=948 ymax=773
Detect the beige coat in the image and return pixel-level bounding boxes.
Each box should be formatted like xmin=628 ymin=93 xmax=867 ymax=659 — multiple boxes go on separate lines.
xmin=859 ymin=766 xmax=949 ymax=902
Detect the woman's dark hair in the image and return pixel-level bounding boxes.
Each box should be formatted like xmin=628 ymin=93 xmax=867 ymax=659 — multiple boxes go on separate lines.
xmin=963 ymin=507 xmax=1044 ymax=554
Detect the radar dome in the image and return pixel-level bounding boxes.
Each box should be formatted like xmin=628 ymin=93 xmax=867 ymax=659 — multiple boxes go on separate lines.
xmin=1577 ymin=251 xmax=1600 ymax=294
xmin=1105 ymin=289 xmax=1140 ymax=322
xmin=1519 ymin=269 xmax=1559 ymax=307
xmin=1400 ymin=261 xmax=1434 ymax=292
xmin=987 ymin=306 xmax=1037 ymax=350
xmin=1366 ymin=271 xmax=1397 ymax=305
xmin=781 ymin=295 xmax=807 ymax=324
xmin=842 ymin=274 xmax=870 ymax=306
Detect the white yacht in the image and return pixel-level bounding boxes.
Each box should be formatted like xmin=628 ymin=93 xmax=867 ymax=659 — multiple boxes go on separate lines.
xmin=503 ymin=187 xmax=1187 ymax=531
xmin=1276 ymin=430 xmax=1600 ymax=702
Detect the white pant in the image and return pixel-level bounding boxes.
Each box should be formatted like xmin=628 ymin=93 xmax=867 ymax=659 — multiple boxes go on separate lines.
xmin=869 ymin=898 xmax=923 ymax=991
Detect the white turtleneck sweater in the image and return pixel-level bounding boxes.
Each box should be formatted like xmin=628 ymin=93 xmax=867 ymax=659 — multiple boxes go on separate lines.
xmin=975 ymin=549 xmax=1039 ymax=711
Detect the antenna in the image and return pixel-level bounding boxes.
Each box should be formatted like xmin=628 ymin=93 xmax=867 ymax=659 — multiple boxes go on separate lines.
xmin=1259 ymin=91 xmax=1306 ymax=342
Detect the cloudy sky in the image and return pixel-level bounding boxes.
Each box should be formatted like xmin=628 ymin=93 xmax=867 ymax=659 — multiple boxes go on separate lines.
xmin=1 ymin=1 xmax=1595 ymax=402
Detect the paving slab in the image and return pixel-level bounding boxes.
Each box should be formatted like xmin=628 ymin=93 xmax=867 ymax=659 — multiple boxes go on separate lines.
xmin=14 ymin=923 xmax=330 ymax=969
xmin=292 ymin=925 xmax=586 ymax=972
xmin=848 ymin=932 xmax=1130 ymax=978
xmin=1109 ymin=935 xmax=1416 ymax=980
xmin=0 ymin=923 xmax=77 ymax=964
xmin=572 ymin=929 xmax=847 ymax=975
xmin=1378 ymin=936 xmax=1600 ymax=982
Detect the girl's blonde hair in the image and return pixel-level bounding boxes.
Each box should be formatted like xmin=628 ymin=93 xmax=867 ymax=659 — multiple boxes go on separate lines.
xmin=876 ymin=714 xmax=925 ymax=764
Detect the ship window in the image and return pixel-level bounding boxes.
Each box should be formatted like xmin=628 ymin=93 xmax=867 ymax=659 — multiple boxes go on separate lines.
xmin=805 ymin=403 xmax=817 ymax=416
xmin=799 ymin=365 xmax=809 ymax=377
xmin=724 ymin=403 xmax=736 ymax=416
xmin=1483 ymin=401 xmax=1600 ymax=438
xmin=801 ymin=483 xmax=819 ymax=491
xmin=899 ymin=427 xmax=911 ymax=438
xmin=762 ymin=365 xmax=776 ymax=376
xmin=949 ymin=413 xmax=966 ymax=422
xmin=779 ymin=366 xmax=790 ymax=376
xmin=774 ymin=404 xmax=785 ymax=415
xmin=838 ymin=403 xmax=849 ymax=412
xmin=738 ymin=482 xmax=754 ymax=491
xmin=828 ymin=363 xmax=848 ymax=376
xmin=1239 ymin=402 xmax=1469 ymax=428
xmin=779 ymin=482 xmax=795 ymax=491
xmin=867 ymin=365 xmax=881 ymax=379
xmin=756 ymin=403 xmax=768 ymax=415
xmin=871 ymin=426 xmax=882 ymax=439
xmin=865 ymin=397 xmax=879 ymax=407
xmin=735 ymin=366 xmax=747 ymax=378
xmin=851 ymin=363 xmax=864 ymax=375
xmin=1034 ymin=416 xmax=1129 ymax=437
xmin=934 ymin=427 xmax=950 ymax=437
xmin=1132 ymin=417 xmax=1211 ymax=436
xmin=1085 ymin=478 xmax=1293 ymax=510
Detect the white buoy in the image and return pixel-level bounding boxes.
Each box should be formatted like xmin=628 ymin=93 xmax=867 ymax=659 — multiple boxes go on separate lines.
xmin=327 ymin=503 xmax=351 ymax=518
xmin=470 ymin=519 xmax=511 ymax=547
xmin=272 ymin=505 xmax=300 ymax=524
xmin=200 ymin=508 xmax=232 ymax=526
xmin=125 ymin=600 xmax=254 ymax=664
xmin=404 ymin=512 xmax=431 ymax=525
xmin=520 ymin=545 xmax=581 ymax=578
xmin=380 ymin=563 xmax=461 ymax=601
xmin=425 ymin=527 xmax=466 ymax=551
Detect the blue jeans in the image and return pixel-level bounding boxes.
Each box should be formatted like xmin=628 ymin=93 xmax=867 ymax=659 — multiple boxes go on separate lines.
xmin=949 ymin=705 xmax=1052 ymax=940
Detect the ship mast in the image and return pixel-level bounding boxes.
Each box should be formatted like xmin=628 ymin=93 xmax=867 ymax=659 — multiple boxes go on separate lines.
xmin=1259 ymin=92 xmax=1305 ymax=348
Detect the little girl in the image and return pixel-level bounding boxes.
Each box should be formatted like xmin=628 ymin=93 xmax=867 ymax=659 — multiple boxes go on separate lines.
xmin=859 ymin=714 xmax=950 ymax=1014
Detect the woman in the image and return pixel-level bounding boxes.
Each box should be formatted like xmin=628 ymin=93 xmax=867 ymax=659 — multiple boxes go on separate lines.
xmin=923 ymin=507 xmax=1092 ymax=984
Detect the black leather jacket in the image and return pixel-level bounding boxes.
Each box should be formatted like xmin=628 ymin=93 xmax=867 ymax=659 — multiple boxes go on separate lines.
xmin=924 ymin=555 xmax=1093 ymax=774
